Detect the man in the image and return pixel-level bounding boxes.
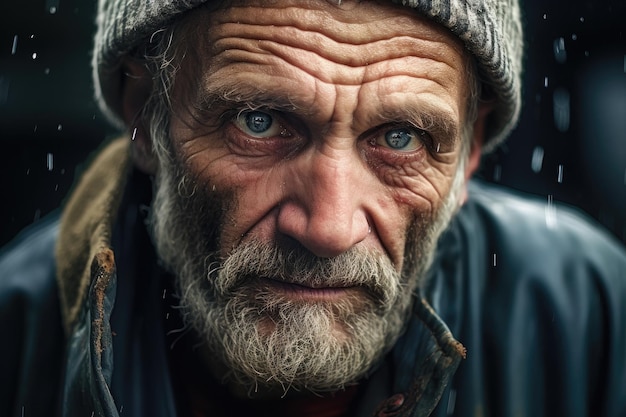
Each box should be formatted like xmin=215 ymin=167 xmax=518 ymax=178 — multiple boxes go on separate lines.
xmin=1 ymin=0 xmax=625 ymax=416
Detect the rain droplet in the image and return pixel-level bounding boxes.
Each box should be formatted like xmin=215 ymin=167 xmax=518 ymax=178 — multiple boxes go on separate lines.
xmin=446 ymin=389 xmax=457 ymax=416
xmin=11 ymin=35 xmax=18 ymax=55
xmin=47 ymin=153 xmax=54 ymax=171
xmin=30 ymin=34 xmax=35 ymax=39
xmin=131 ymin=127 xmax=137 ymax=141
xmin=545 ymin=195 xmax=557 ymax=229
xmin=54 ymin=184 xmax=59 ymax=191
xmin=579 ymin=16 xmax=585 ymax=22
xmin=557 ymin=164 xmax=564 ymax=183
xmin=553 ymin=88 xmax=570 ymax=132
xmin=57 ymin=124 xmax=62 ymax=131
xmin=544 ymin=76 xmax=549 ymax=88
xmin=492 ymin=253 xmax=497 ymax=267
xmin=585 ymin=51 xmax=590 ymax=57
xmin=49 ymin=6 xmax=57 ymax=14
xmin=571 ymin=34 xmax=577 ymax=41
xmin=543 ymin=13 xmax=548 ymax=20
xmin=553 ymin=37 xmax=567 ymax=63
xmin=33 ymin=124 xmax=38 ymax=132
xmin=436 ymin=142 xmax=441 ymax=153
xmin=44 ymin=68 xmax=50 ymax=75
xmin=32 ymin=52 xmax=37 ymax=60
xmin=531 ymin=146 xmax=544 ymax=173
xmin=493 ymin=165 xmax=502 ymax=182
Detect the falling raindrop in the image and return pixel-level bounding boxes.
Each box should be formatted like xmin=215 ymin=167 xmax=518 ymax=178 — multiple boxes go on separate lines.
xmin=571 ymin=34 xmax=577 ymax=41
xmin=531 ymin=146 xmax=544 ymax=173
xmin=579 ymin=16 xmax=585 ymax=23
xmin=32 ymin=52 xmax=37 ymax=60
xmin=33 ymin=124 xmax=38 ymax=133
xmin=49 ymin=6 xmax=57 ymax=14
xmin=543 ymin=13 xmax=548 ymax=20
xmin=131 ymin=127 xmax=137 ymax=141
xmin=553 ymin=37 xmax=567 ymax=63
xmin=11 ymin=35 xmax=18 ymax=55
xmin=493 ymin=165 xmax=502 ymax=182
xmin=47 ymin=153 xmax=54 ymax=171
xmin=30 ymin=34 xmax=35 ymax=39
xmin=57 ymin=124 xmax=63 ymax=131
xmin=492 ymin=253 xmax=497 ymax=267
xmin=585 ymin=51 xmax=590 ymax=57
xmin=553 ymin=88 xmax=570 ymax=132
xmin=557 ymin=164 xmax=564 ymax=183
xmin=446 ymin=389 xmax=457 ymax=416
xmin=44 ymin=68 xmax=50 ymax=75
xmin=545 ymin=195 xmax=557 ymax=229
xmin=544 ymin=76 xmax=549 ymax=88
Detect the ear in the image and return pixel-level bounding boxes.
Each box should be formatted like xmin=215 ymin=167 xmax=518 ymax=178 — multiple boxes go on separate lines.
xmin=460 ymin=102 xmax=492 ymax=204
xmin=121 ymin=58 xmax=158 ymax=175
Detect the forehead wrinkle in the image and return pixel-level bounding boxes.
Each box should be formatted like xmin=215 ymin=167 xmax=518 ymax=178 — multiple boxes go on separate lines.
xmin=212 ymin=21 xmax=461 ymax=69
xmin=213 ymin=3 xmax=461 ymax=48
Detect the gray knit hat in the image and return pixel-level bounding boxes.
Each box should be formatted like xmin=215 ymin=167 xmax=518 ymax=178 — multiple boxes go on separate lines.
xmin=93 ymin=0 xmax=523 ymax=151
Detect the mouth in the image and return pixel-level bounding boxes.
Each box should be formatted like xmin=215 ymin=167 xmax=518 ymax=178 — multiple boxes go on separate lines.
xmin=257 ymin=277 xmax=366 ymax=303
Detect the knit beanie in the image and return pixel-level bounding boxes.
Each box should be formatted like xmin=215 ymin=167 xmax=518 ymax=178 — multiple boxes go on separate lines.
xmin=93 ymin=0 xmax=523 ymax=151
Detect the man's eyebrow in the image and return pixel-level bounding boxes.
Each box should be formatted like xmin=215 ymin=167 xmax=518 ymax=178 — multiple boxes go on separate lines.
xmin=377 ymin=101 xmax=461 ymax=147
xmin=194 ymin=82 xmax=462 ymax=145
xmin=194 ymin=83 xmax=307 ymax=115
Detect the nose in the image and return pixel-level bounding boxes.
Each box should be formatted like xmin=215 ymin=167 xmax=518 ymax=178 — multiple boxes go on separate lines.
xmin=276 ymin=147 xmax=371 ymax=258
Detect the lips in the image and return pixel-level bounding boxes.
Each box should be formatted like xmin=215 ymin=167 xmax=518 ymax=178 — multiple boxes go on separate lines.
xmin=259 ymin=276 xmax=364 ymax=302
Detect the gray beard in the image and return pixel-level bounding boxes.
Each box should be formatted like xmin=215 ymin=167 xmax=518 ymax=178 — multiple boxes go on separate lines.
xmin=149 ymin=152 xmax=464 ymax=396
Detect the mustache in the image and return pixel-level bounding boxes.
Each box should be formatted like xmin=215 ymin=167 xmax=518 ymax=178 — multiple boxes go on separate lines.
xmin=210 ymin=239 xmax=402 ymax=309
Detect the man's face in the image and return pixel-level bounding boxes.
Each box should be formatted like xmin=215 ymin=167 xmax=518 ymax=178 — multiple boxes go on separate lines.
xmin=148 ymin=0 xmax=473 ymax=396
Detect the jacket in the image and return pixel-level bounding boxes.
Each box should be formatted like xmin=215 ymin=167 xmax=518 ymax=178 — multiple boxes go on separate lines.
xmin=1 ymin=136 xmax=625 ymax=417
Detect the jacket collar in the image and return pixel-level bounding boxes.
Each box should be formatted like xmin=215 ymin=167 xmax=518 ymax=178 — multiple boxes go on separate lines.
xmin=56 ymin=136 xmax=131 ymax=334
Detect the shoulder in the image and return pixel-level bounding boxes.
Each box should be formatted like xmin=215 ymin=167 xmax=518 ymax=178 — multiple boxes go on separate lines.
xmin=0 ymin=212 xmax=65 ymax=416
xmin=461 ymin=180 xmax=626 ymax=280
xmin=0 ymin=212 xmax=61 ymax=296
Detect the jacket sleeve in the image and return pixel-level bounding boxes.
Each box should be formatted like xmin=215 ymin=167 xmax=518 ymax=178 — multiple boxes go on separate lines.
xmin=0 ymin=214 xmax=66 ymax=417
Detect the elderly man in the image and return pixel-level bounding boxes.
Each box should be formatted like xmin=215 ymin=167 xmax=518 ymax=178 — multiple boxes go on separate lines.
xmin=1 ymin=0 xmax=625 ymax=416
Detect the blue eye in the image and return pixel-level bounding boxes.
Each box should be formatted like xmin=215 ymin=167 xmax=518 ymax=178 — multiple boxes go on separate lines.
xmin=233 ymin=110 xmax=283 ymax=138
xmin=245 ymin=111 xmax=273 ymax=133
xmin=375 ymin=127 xmax=424 ymax=152
xmin=385 ymin=129 xmax=413 ymax=149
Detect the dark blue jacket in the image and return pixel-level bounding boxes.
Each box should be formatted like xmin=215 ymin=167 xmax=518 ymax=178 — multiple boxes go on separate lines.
xmin=2 ymin=138 xmax=625 ymax=416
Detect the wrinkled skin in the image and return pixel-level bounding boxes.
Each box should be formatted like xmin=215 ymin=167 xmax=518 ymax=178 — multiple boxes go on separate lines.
xmin=121 ymin=0 xmax=488 ymax=399
xmin=166 ymin=0 xmax=479 ymax=266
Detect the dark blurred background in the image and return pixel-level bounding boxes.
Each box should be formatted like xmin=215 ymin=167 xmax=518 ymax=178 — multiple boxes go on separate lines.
xmin=1 ymin=0 xmax=625 ymax=247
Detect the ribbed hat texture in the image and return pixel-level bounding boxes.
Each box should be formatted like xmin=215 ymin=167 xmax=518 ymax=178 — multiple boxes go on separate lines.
xmin=93 ymin=0 xmax=523 ymax=151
